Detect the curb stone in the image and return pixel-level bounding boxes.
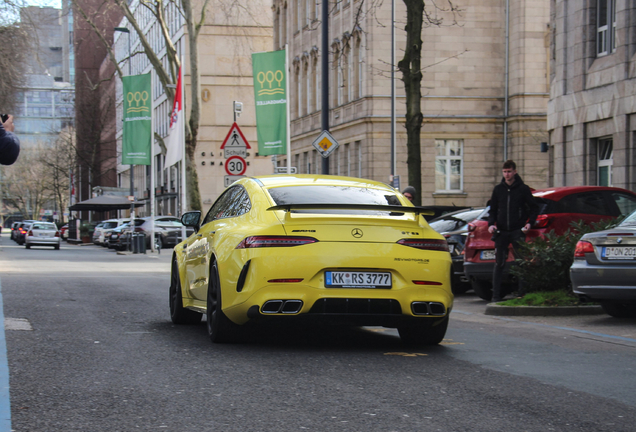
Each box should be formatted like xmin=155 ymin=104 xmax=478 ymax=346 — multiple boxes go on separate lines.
xmin=484 ymin=304 xmax=604 ymax=316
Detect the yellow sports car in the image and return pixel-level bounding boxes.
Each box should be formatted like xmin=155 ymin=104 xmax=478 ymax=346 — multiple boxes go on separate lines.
xmin=169 ymin=175 xmax=453 ymax=345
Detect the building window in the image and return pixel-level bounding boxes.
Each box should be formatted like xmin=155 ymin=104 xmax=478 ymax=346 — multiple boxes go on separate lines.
xmin=304 ymin=60 xmax=310 ymax=115
xmin=314 ymin=55 xmax=320 ymax=112
xmin=598 ymin=138 xmax=613 ymax=186
xmin=296 ymin=65 xmax=302 ymax=118
xmin=435 ymin=139 xmax=463 ymax=192
xmin=597 ymin=0 xmax=616 ymax=56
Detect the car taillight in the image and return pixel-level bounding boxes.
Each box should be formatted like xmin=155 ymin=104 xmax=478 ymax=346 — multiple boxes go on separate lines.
xmin=397 ymin=238 xmax=449 ymax=252
xmin=236 ymin=236 xmax=318 ymax=249
xmin=574 ymin=240 xmax=594 ymax=257
xmin=412 ymin=280 xmax=443 ymax=285
xmin=533 ymin=214 xmax=551 ymax=228
xmin=467 ymin=223 xmax=476 ymax=232
xmin=267 ymin=278 xmax=304 ymax=283
xmin=27 ymin=230 xmax=34 ymax=236
xmin=55 ymin=231 xmax=60 ymax=237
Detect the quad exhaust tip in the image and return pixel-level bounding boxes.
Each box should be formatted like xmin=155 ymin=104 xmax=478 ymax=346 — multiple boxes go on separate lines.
xmin=262 ymin=300 xmax=303 ymax=314
xmin=411 ymin=302 xmax=446 ymax=316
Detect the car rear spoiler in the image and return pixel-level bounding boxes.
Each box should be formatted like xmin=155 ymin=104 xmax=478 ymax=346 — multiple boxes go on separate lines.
xmin=267 ymin=203 xmax=435 ymax=217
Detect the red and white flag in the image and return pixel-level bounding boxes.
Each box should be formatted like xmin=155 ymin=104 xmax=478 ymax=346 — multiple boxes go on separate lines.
xmin=164 ymin=66 xmax=184 ymax=168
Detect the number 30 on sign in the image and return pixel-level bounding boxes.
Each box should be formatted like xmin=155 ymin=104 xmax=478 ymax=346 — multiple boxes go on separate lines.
xmin=225 ymin=155 xmax=247 ymax=176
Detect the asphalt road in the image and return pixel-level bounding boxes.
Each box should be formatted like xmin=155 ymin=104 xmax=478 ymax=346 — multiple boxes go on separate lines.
xmin=1 ymin=234 xmax=636 ymax=431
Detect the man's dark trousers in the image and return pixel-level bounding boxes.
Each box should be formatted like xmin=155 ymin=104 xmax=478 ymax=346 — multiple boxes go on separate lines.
xmin=492 ymin=229 xmax=525 ymax=301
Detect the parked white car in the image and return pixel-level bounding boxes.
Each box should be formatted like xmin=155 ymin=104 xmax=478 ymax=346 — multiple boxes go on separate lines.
xmin=96 ymin=219 xmax=129 ymax=246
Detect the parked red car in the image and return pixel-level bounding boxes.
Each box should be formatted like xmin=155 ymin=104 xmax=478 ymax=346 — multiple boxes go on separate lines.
xmin=464 ymin=186 xmax=636 ymax=301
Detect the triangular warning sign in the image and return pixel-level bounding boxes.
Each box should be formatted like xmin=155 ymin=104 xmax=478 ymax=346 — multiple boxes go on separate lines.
xmin=220 ymin=122 xmax=251 ymax=149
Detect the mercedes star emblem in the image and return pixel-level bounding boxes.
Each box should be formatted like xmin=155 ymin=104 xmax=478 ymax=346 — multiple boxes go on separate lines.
xmin=351 ymin=228 xmax=363 ymax=238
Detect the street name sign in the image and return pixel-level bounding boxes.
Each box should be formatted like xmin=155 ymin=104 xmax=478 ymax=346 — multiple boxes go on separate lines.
xmin=224 ymin=175 xmax=245 ymax=187
xmin=274 ymin=167 xmax=297 ymax=174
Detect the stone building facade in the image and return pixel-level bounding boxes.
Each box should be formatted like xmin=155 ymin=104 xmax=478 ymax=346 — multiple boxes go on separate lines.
xmin=548 ymin=0 xmax=636 ymax=192
xmin=275 ymin=0 xmax=550 ymax=206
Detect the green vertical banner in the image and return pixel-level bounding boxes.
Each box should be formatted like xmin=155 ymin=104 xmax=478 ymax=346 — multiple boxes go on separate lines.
xmin=252 ymin=50 xmax=287 ymax=155
xmin=122 ymin=73 xmax=152 ymax=165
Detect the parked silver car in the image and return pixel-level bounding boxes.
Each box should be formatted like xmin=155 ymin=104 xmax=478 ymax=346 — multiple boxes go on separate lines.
xmin=24 ymin=222 xmax=61 ymax=250
xmin=571 ymin=209 xmax=636 ymax=317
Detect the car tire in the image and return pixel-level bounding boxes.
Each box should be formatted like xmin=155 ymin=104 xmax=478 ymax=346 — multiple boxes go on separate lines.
xmin=25 ymin=243 xmax=30 ymax=249
xmin=207 ymin=261 xmax=240 ymax=343
xmin=54 ymin=244 xmax=60 ymax=250
xmin=398 ymin=316 xmax=449 ymax=346
xmin=169 ymin=258 xmax=202 ymax=325
xmin=471 ymin=279 xmax=492 ymax=301
xmin=600 ymin=301 xmax=636 ymax=318
xmin=451 ymin=271 xmax=471 ymax=295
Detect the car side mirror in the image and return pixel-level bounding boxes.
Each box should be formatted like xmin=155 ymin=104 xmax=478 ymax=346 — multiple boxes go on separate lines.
xmin=181 ymin=211 xmax=202 ymax=232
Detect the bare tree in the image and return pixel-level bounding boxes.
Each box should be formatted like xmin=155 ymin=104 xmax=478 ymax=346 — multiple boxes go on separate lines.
xmin=0 ymin=23 xmax=30 ymax=112
xmin=2 ymin=145 xmax=54 ymax=220
xmin=40 ymin=127 xmax=78 ymax=220
xmin=398 ymin=0 xmax=461 ymax=205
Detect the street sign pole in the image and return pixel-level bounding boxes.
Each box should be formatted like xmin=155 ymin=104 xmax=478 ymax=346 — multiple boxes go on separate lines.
xmin=321 ymin=1 xmax=329 ymax=174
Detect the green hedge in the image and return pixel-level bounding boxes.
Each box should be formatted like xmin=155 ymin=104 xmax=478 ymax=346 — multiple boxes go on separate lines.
xmin=510 ymin=218 xmax=620 ymax=293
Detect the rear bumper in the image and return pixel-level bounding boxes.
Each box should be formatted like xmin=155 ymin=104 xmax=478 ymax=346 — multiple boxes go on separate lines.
xmin=571 ymin=261 xmax=636 ymax=301
xmin=26 ymin=237 xmax=60 ymax=246
xmin=463 ymin=260 xmax=514 ymax=282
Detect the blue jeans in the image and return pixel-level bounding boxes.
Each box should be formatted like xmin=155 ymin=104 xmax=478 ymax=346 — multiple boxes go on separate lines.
xmin=492 ymin=229 xmax=526 ymax=300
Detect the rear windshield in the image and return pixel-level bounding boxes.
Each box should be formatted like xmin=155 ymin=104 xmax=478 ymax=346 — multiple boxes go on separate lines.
xmin=620 ymin=209 xmax=636 ymax=226
xmin=32 ymin=223 xmax=56 ymax=230
xmin=268 ymin=186 xmax=401 ymax=206
xmin=267 ymin=185 xmax=402 ymax=215
xmin=103 ymin=222 xmax=119 ymax=229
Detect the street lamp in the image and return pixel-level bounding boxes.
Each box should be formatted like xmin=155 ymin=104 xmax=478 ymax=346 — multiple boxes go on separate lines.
xmin=114 ymin=26 xmax=134 ymax=251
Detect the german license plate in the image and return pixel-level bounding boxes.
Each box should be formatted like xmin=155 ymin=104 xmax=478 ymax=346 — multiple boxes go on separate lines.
xmin=602 ymin=247 xmax=636 ymax=259
xmin=480 ymin=250 xmax=496 ymax=260
xmin=325 ymin=271 xmax=392 ymax=288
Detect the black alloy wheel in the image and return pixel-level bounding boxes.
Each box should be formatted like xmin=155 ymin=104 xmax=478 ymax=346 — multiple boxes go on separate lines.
xmin=169 ymin=258 xmax=202 ymax=324
xmin=206 ymin=261 xmax=240 ymax=343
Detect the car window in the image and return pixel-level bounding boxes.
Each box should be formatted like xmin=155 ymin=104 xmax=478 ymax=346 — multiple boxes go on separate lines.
xmin=611 ymin=192 xmax=636 ymax=217
xmin=202 ymin=185 xmax=250 ymax=225
xmin=103 ymin=222 xmax=118 ymax=229
xmin=620 ymin=209 xmax=636 ymax=226
xmin=553 ymin=192 xmax=611 ymax=215
xmin=32 ymin=223 xmax=56 ymax=230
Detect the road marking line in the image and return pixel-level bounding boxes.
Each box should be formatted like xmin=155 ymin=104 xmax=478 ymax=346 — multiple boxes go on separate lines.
xmin=0 ymin=278 xmax=13 ymax=431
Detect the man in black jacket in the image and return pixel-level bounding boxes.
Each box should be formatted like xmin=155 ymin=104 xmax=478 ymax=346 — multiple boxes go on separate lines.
xmin=0 ymin=114 xmax=20 ymax=165
xmin=487 ymin=160 xmax=539 ymax=302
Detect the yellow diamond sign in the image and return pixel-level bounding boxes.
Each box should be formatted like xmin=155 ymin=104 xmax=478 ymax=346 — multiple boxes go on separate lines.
xmin=312 ymin=130 xmax=339 ymax=158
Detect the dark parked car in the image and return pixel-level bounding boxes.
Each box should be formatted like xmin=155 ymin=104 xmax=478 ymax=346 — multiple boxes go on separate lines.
xmin=428 ymin=207 xmax=485 ymax=294
xmin=15 ymin=222 xmax=35 ymax=245
xmin=571 ymin=208 xmax=636 ymax=318
xmin=464 ymin=186 xmax=636 ymax=301
xmin=132 ymin=216 xmax=193 ymax=248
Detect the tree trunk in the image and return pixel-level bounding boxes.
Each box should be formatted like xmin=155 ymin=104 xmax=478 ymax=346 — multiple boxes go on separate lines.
xmin=398 ymin=0 xmax=424 ymax=206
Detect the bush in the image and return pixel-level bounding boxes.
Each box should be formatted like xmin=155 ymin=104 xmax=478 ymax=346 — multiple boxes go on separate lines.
xmin=510 ymin=218 xmax=621 ymax=293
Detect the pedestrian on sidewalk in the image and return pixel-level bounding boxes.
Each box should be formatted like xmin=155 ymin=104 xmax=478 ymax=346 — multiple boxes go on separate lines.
xmin=487 ymin=160 xmax=539 ymax=302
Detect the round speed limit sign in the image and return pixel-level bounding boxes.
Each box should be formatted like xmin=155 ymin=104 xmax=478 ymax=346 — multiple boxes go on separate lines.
xmin=225 ymin=155 xmax=247 ymax=176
